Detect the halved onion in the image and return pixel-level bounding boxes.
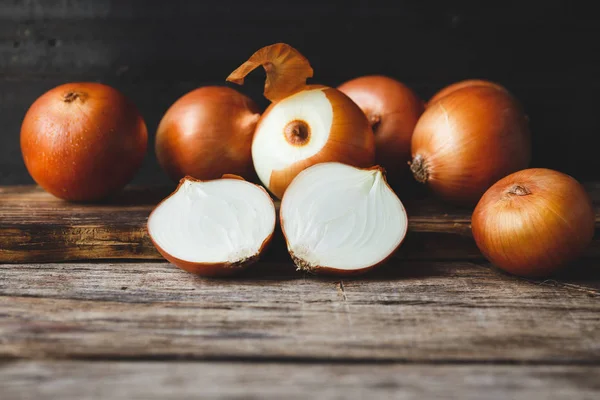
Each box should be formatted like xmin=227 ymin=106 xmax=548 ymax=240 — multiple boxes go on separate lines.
xmin=280 ymin=162 xmax=407 ymax=275
xmin=148 ymin=175 xmax=276 ymax=277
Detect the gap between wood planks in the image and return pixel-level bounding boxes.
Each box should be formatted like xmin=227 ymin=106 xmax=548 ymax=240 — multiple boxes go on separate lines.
xmin=1 ymin=361 xmax=598 ymax=400
xmin=2 ymin=354 xmax=600 ymax=366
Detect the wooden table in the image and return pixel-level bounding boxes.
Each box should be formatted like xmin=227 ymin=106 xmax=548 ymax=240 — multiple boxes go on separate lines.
xmin=1 ymin=186 xmax=599 ymax=399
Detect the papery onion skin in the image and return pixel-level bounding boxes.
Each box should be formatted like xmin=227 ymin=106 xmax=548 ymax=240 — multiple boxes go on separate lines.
xmin=21 ymin=82 xmax=148 ymax=201
xmin=148 ymin=175 xmax=275 ymax=277
xmin=472 ymin=168 xmax=595 ymax=277
xmin=410 ymin=85 xmax=531 ymax=205
xmin=155 ymin=86 xmax=261 ymax=181
xmin=338 ymin=75 xmax=424 ymax=177
xmin=227 ymin=43 xmax=313 ymax=102
xmin=153 ymin=245 xmax=265 ymax=277
xmin=428 ymin=79 xmax=508 ymax=106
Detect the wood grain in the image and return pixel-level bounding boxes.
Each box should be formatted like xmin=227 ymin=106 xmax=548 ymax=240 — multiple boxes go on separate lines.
xmin=1 ymin=361 xmax=599 ymax=400
xmin=0 ymin=186 xmax=167 ymax=262
xmin=2 ymin=185 xmax=600 ymax=263
xmin=0 ymin=261 xmax=598 ymax=362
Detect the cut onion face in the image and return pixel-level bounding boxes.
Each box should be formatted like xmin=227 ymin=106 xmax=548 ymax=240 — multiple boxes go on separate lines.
xmin=148 ymin=176 xmax=276 ymax=277
xmin=280 ymin=163 xmax=408 ymax=275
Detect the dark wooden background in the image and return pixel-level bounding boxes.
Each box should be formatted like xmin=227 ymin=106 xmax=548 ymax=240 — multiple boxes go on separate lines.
xmin=1 ymin=0 xmax=598 ymax=186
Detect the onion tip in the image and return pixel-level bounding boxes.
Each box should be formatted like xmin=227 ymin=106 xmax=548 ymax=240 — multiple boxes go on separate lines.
xmin=62 ymin=91 xmax=87 ymax=103
xmin=508 ymin=185 xmax=532 ymax=197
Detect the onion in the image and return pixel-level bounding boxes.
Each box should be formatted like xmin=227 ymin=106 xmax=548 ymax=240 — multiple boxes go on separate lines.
xmin=410 ymin=85 xmax=531 ymax=205
xmin=280 ymin=162 xmax=407 ymax=275
xmin=472 ymin=168 xmax=595 ymax=277
xmin=227 ymin=43 xmax=375 ymax=198
xmin=20 ymin=82 xmax=147 ymax=201
xmin=428 ymin=79 xmax=508 ymax=106
xmin=148 ymin=174 xmax=276 ymax=277
xmin=155 ymin=86 xmax=261 ymax=181
xmin=338 ymin=75 xmax=424 ymax=177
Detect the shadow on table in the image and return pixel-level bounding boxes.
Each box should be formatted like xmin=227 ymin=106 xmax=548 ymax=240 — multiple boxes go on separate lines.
xmin=209 ymin=256 xmax=600 ymax=292
xmin=216 ymin=258 xmax=475 ymax=283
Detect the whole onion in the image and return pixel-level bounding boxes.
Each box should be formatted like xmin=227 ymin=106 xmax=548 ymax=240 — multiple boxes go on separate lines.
xmin=428 ymin=79 xmax=508 ymax=106
xmin=21 ymin=82 xmax=147 ymax=201
xmin=155 ymin=86 xmax=261 ymax=181
xmin=472 ymin=168 xmax=595 ymax=277
xmin=410 ymin=85 xmax=531 ymax=205
xmin=338 ymin=75 xmax=423 ymax=177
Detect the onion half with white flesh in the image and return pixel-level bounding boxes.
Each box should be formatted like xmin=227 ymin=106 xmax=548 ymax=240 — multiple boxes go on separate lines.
xmin=148 ymin=175 xmax=276 ymax=277
xmin=280 ymin=162 xmax=408 ymax=275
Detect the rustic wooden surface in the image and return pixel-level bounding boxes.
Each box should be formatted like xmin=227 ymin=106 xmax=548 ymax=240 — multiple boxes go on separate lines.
xmin=2 ymin=362 xmax=599 ymax=400
xmin=2 ymin=184 xmax=600 ymax=263
xmin=1 ymin=261 xmax=599 ymax=362
xmin=0 ymin=186 xmax=169 ymax=263
xmin=2 ymin=187 xmax=600 ymax=398
xmin=0 ymin=260 xmax=599 ymax=398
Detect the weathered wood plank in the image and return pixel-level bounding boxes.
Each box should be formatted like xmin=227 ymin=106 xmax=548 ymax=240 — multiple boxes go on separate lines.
xmin=0 ymin=186 xmax=168 ymax=262
xmin=1 ymin=361 xmax=599 ymax=400
xmin=0 ymin=261 xmax=598 ymax=362
xmin=0 ymin=184 xmax=476 ymax=263
xmin=3 ymin=185 xmax=600 ymax=263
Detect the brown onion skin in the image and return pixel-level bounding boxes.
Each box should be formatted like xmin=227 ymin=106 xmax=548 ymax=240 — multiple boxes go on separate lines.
xmin=472 ymin=169 xmax=595 ymax=277
xmin=148 ymin=175 xmax=275 ymax=277
xmin=337 ymin=76 xmax=424 ymax=176
xmin=155 ymin=86 xmax=261 ymax=181
xmin=410 ymin=85 xmax=531 ymax=205
xmin=151 ymin=232 xmax=273 ymax=277
xmin=20 ymin=82 xmax=148 ymax=202
xmin=428 ymin=79 xmax=508 ymax=106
